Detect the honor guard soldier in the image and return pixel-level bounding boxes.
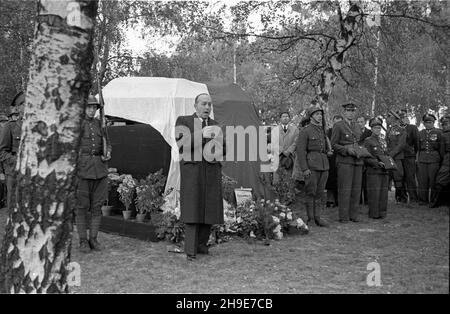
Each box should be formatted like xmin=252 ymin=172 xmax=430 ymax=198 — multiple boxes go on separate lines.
xmin=363 ymin=118 xmax=390 ymax=219
xmin=430 ymin=115 xmax=450 ymax=208
xmin=75 ymin=95 xmax=111 ymax=253
xmin=0 ymin=91 xmax=25 ymax=210
xmin=386 ymin=111 xmax=407 ymax=203
xmin=296 ymin=104 xmax=331 ymax=227
xmin=417 ymin=114 xmax=442 ymax=206
xmin=331 ymin=103 xmax=364 ymax=223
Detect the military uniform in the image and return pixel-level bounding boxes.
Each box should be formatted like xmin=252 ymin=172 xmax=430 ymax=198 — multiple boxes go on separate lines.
xmin=75 ymin=97 xmax=110 ymax=251
xmin=386 ymin=123 xmax=407 ymax=202
xmin=417 ymin=114 xmax=442 ymax=204
xmin=331 ymin=103 xmax=363 ymax=222
xmin=0 ymin=116 xmax=22 ymax=210
xmin=296 ymin=105 xmax=329 ymax=226
xmin=363 ymin=118 xmax=389 ymax=219
xmin=430 ymin=116 xmax=450 ymax=207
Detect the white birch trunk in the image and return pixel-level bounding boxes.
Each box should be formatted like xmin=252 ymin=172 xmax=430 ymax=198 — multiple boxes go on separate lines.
xmin=0 ymin=0 xmax=97 ymax=294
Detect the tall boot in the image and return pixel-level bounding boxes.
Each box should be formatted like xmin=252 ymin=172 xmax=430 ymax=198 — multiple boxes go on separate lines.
xmin=304 ymin=197 xmax=314 ymax=225
xmin=75 ymin=208 xmax=90 ymax=253
xmin=429 ymin=184 xmax=442 ymax=208
xmin=88 ymin=214 xmax=103 ymax=251
xmin=314 ymin=199 xmax=329 ymax=227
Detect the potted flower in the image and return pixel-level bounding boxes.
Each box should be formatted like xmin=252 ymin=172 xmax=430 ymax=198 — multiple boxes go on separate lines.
xmin=135 ymin=180 xmax=150 ymax=223
xmin=101 ymin=171 xmax=120 ymax=216
xmin=117 ymin=174 xmax=136 ymax=220
xmin=142 ymin=169 xmax=168 ymax=222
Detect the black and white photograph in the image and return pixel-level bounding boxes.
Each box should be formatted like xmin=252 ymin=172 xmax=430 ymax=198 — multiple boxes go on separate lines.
xmin=0 ymin=0 xmax=448 ymax=297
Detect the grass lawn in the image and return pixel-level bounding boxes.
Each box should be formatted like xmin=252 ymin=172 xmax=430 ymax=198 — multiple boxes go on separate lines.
xmin=0 ymin=192 xmax=448 ymax=294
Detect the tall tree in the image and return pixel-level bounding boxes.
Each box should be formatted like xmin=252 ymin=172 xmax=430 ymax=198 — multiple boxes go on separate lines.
xmin=0 ymin=0 xmax=97 ymax=293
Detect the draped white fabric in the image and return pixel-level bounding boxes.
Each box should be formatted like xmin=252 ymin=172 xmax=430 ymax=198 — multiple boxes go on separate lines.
xmin=102 ymin=77 xmax=212 ymax=208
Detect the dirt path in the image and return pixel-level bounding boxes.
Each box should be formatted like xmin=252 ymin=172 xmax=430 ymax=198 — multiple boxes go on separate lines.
xmin=0 ymin=195 xmax=448 ymax=293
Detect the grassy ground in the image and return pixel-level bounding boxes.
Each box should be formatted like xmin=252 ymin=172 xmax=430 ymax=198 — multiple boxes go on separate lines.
xmin=0 ymin=192 xmax=448 ymax=294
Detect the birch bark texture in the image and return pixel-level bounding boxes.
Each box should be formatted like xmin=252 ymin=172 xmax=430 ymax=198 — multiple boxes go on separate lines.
xmin=0 ymin=0 xmax=97 ymax=294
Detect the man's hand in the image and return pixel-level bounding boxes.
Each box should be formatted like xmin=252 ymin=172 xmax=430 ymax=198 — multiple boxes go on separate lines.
xmin=347 ymin=146 xmax=356 ymax=156
xmin=202 ymin=126 xmax=217 ymax=139
xmin=302 ymin=169 xmax=311 ymax=178
xmin=101 ymin=151 xmax=111 ymax=162
xmin=0 ymin=173 xmax=5 ymax=181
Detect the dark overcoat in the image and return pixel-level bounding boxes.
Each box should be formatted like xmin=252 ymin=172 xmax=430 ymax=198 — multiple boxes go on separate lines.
xmin=176 ymin=113 xmax=224 ymax=225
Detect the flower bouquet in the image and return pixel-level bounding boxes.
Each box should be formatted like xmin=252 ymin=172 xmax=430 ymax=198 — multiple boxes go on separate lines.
xmin=117 ymin=174 xmax=136 ymax=219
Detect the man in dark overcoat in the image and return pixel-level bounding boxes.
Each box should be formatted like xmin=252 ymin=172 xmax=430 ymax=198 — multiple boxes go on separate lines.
xmin=430 ymin=115 xmax=450 ymax=207
xmin=399 ymin=110 xmax=419 ymax=203
xmin=175 ymin=93 xmax=224 ymax=261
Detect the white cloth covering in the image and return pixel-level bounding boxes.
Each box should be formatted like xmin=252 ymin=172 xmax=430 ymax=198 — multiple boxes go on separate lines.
xmin=102 ymin=77 xmax=212 ymax=208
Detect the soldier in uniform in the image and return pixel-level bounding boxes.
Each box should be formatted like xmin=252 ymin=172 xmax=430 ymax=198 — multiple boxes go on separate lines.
xmin=417 ymin=114 xmax=442 ymax=206
xmin=331 ymin=103 xmax=363 ymax=223
xmin=325 ymin=115 xmax=342 ymax=207
xmin=296 ymin=104 xmax=331 ymax=227
xmin=363 ymin=118 xmax=390 ymax=219
xmin=0 ymin=91 xmax=25 ymax=211
xmin=399 ymin=110 xmax=419 ymax=203
xmin=75 ymin=95 xmax=111 ymax=253
xmin=386 ymin=111 xmax=407 ymax=203
xmin=429 ymin=115 xmax=450 ymax=208
xmin=0 ymin=112 xmax=9 ymax=208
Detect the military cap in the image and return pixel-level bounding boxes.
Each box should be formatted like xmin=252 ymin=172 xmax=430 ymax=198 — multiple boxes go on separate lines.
xmin=306 ymin=104 xmax=324 ymax=118
xmin=422 ymin=114 xmax=436 ymax=122
xmin=9 ymin=91 xmax=24 ymax=107
xmin=369 ymin=117 xmax=383 ymax=128
xmin=440 ymin=115 xmax=450 ymax=124
xmin=7 ymin=106 xmax=20 ymax=117
xmin=342 ymin=102 xmax=357 ymax=110
xmin=87 ymin=95 xmax=100 ymax=108
xmin=397 ymin=109 xmax=407 ymax=118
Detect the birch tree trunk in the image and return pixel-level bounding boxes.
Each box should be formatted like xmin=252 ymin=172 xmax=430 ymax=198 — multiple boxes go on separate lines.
xmin=315 ymin=2 xmax=364 ymax=109
xmin=0 ymin=0 xmax=97 ymax=294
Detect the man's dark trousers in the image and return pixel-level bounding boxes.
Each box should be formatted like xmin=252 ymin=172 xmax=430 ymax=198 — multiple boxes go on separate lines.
xmin=75 ymin=177 xmax=107 ymax=240
xmin=402 ymin=157 xmax=418 ymax=202
xmin=185 ymin=223 xmax=211 ymax=256
xmin=337 ymin=163 xmax=362 ymax=221
xmin=417 ymin=162 xmax=440 ymax=203
xmin=366 ymin=173 xmax=389 ymax=218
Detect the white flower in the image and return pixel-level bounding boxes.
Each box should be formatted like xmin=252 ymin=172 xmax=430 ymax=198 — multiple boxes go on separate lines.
xmin=287 ymin=213 xmax=292 ymax=220
xmin=272 ymin=216 xmax=280 ymax=224
xmin=274 ymin=206 xmax=279 ymax=211
xmin=249 ymin=231 xmax=256 ymax=238
xmin=296 ymin=218 xmax=305 ymax=227
xmin=273 ymin=225 xmax=283 ymax=239
xmin=236 ymin=217 xmax=243 ymax=224
xmin=279 ymin=212 xmax=286 ymax=218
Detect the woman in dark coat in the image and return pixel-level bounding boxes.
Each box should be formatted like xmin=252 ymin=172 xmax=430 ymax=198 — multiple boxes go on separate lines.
xmin=363 ymin=117 xmax=390 ymax=219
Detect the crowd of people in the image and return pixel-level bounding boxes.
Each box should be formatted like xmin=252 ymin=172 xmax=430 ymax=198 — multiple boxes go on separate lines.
xmin=276 ymin=102 xmax=450 ymax=227
xmin=1 ymin=91 xmax=448 ymax=262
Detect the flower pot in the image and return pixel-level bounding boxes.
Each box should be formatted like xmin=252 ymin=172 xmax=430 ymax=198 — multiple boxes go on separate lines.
xmin=136 ymin=213 xmax=146 ymax=223
xmin=122 ymin=210 xmax=132 ymax=220
xmin=101 ymin=205 xmax=113 ymax=216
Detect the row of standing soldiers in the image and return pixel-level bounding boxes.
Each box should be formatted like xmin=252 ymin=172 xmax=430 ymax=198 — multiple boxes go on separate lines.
xmin=282 ymin=102 xmax=450 ymax=226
